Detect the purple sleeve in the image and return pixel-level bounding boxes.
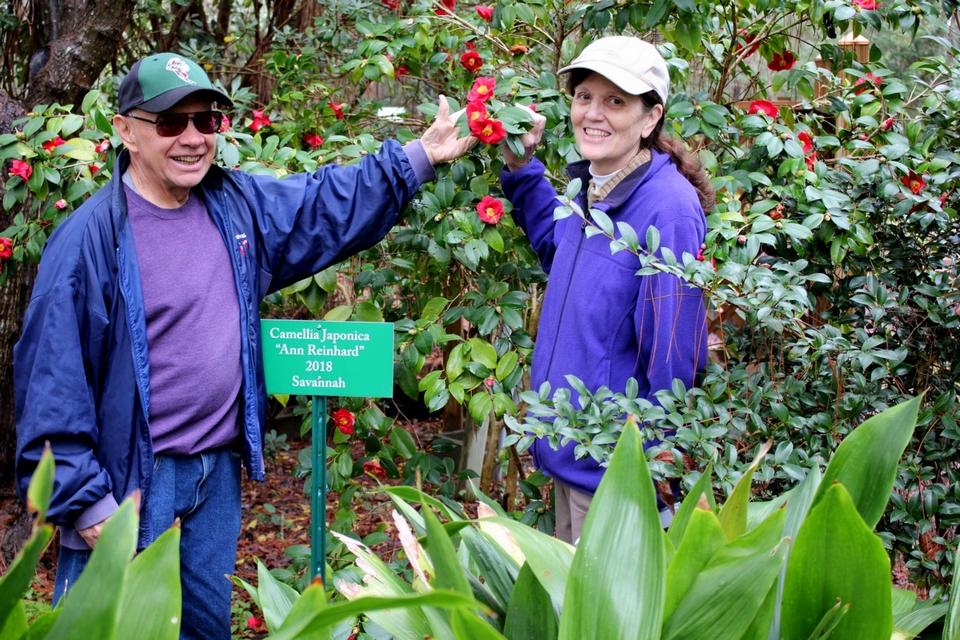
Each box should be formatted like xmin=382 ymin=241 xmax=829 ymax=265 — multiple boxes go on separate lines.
xmin=500 ymin=158 xmax=563 ymax=272
xmin=60 ymin=493 xmax=119 ymax=549
xmin=635 ymin=218 xmax=709 ymax=408
xmin=402 ymin=140 xmax=436 ymax=185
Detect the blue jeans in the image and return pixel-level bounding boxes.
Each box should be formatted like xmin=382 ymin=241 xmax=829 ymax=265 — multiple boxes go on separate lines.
xmin=53 ymin=447 xmax=242 ymax=640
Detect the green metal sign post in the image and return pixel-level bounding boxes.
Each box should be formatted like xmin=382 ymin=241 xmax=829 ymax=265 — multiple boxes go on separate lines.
xmin=261 ymin=319 xmax=394 ymax=582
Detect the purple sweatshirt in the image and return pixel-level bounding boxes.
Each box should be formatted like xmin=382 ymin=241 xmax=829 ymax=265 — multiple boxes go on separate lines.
xmin=501 ymin=150 xmax=708 ymax=494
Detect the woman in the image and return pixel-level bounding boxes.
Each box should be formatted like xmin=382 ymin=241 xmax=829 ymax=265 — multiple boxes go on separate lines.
xmin=501 ymin=36 xmax=712 ymax=543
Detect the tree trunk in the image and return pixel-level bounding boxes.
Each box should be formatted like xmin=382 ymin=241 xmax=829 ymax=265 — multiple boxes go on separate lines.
xmin=0 ymin=0 xmax=133 ymax=567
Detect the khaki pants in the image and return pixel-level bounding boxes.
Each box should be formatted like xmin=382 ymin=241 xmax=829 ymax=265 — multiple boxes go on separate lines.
xmin=553 ymin=480 xmax=593 ymax=544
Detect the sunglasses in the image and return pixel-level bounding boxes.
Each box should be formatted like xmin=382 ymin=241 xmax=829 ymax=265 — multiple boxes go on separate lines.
xmin=126 ymin=110 xmax=225 ymax=137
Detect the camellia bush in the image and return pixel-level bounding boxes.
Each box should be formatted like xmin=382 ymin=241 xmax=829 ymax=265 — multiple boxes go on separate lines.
xmin=2 ymin=0 xmax=960 ymax=604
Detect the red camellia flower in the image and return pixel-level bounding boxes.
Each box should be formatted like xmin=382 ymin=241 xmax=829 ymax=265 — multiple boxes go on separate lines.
xmin=805 ymin=152 xmax=817 ymax=171
xmin=303 ymin=133 xmax=324 ymax=149
xmin=460 ymin=50 xmax=483 ymax=73
xmin=881 ymin=117 xmax=895 ymax=131
xmin=9 ymin=159 xmax=32 ymax=181
xmin=332 ymin=408 xmax=356 ymax=435
xmin=476 ymin=195 xmax=505 ymax=224
xmin=466 ymin=100 xmax=488 ymax=127
xmin=246 ymin=615 xmax=267 ymax=633
xmin=54 ymin=198 xmax=68 ymax=210
xmin=219 ymin=115 xmax=232 ymax=133
xmin=435 ymin=0 xmax=455 ymax=15
xmin=249 ymin=109 xmax=272 ymax=133
xmin=768 ymin=50 xmax=796 ymax=71
xmin=395 ymin=65 xmax=409 ymax=78
xmin=854 ymin=72 xmax=883 ymax=95
xmin=382 ymin=0 xmax=401 ymax=9
xmin=95 ymin=139 xmax=111 ymax=154
xmin=42 ymin=136 xmax=66 ymax=153
xmin=854 ymin=0 xmax=878 ymax=9
xmin=476 ymin=5 xmax=493 ymax=21
xmin=468 ymin=77 xmax=496 ymax=102
xmin=901 ymin=171 xmax=926 ymax=195
xmin=328 ymin=100 xmax=346 ymax=120
xmin=0 ymin=237 xmax=13 ymax=260
xmin=89 ymin=163 xmax=101 ymax=175
xmin=747 ymin=100 xmax=779 ymax=118
xmin=735 ymin=29 xmax=761 ymax=57
xmin=363 ymin=458 xmax=387 ymax=480
xmin=472 ymin=118 xmax=506 ymax=144
xmin=797 ymin=131 xmax=814 ymax=155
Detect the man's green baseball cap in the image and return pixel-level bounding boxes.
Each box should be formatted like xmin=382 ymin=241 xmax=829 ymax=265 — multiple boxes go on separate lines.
xmin=118 ymin=52 xmax=232 ymax=114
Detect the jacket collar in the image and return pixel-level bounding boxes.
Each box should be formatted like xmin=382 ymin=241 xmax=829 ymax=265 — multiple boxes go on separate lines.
xmin=566 ymin=149 xmax=667 ymax=210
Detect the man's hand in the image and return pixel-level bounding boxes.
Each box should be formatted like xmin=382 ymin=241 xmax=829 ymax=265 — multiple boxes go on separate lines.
xmin=501 ymin=109 xmax=547 ymax=171
xmin=419 ymin=95 xmax=476 ymax=166
xmin=77 ymin=515 xmax=110 ymax=548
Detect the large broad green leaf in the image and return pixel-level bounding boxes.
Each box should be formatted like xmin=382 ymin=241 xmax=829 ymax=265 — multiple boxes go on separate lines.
xmin=451 ymin=609 xmax=508 ymax=639
xmin=26 ymin=445 xmax=55 ymax=522
xmin=0 ymin=601 xmax=27 ymax=640
xmin=781 ymin=484 xmax=892 ymax=640
xmin=422 ymin=506 xmax=473 ymax=596
xmin=769 ymin=465 xmax=822 ymax=639
xmin=812 ymin=396 xmax=920 ymax=529
xmin=254 ymin=557 xmax=300 ymax=632
xmin=717 ymin=442 xmax=771 ymax=541
xmin=503 ymin=562 xmax=558 ymax=640
xmin=116 ymin=526 xmax=181 ymax=640
xmin=943 ymin=542 xmax=960 ymax=640
xmin=331 ymin=529 xmax=434 ymax=639
xmin=271 ymin=590 xmax=482 ymax=640
xmin=559 ymin=424 xmax=665 ymax=640
xmin=666 ymin=464 xmax=715 ymax=548
xmin=662 ymin=509 xmax=786 ymax=640
xmin=47 ymin=498 xmax=139 ymax=640
xmin=663 ymin=508 xmax=725 ymax=621
xmin=460 ymin=528 xmax=519 ymax=611
xmin=892 ymin=600 xmax=947 ymax=639
xmin=0 ymin=525 xmax=53 ymax=632
xmin=482 ymin=518 xmax=574 ymax=612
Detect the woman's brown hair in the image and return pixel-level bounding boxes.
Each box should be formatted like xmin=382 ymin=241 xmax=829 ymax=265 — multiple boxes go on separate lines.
xmin=567 ymin=70 xmax=715 ymax=212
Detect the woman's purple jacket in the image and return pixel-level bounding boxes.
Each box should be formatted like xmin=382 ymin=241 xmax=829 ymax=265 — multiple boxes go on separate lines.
xmin=501 ymin=150 xmax=708 ymax=495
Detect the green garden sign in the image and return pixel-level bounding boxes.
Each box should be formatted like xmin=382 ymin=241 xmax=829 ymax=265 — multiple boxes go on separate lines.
xmin=261 ymin=319 xmax=394 ymax=581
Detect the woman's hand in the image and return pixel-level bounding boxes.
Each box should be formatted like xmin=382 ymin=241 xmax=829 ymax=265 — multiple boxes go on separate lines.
xmin=419 ymin=95 xmax=477 ymax=165
xmin=502 ymin=109 xmax=547 ymax=171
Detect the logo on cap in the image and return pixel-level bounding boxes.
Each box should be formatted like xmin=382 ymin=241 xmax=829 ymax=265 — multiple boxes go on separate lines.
xmin=165 ymin=57 xmax=196 ymax=85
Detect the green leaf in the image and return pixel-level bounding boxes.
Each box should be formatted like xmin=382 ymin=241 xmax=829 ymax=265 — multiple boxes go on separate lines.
xmin=944 ymin=542 xmax=960 ymax=639
xmin=0 ymin=524 xmax=54 ymax=632
xmin=354 ymin=300 xmax=384 ymax=322
xmin=255 ymin=557 xmax=301 ymax=631
xmin=422 ymin=297 xmax=448 ymax=322
xmin=0 ymin=601 xmax=27 ymax=640
xmin=588 ymin=208 xmax=614 ymax=236
xmin=451 ymin=609 xmax=507 ymax=638
xmin=447 ymin=343 xmax=467 ymax=380
xmin=495 ymin=351 xmax=518 ymax=381
xmin=718 ymin=442 xmax=772 ymax=540
xmin=59 ymin=138 xmax=97 ymax=162
xmin=324 ymin=305 xmax=352 ymax=321
xmin=813 ymin=396 xmax=920 ymax=529
xmin=503 ymin=562 xmax=558 ymax=640
xmin=422 ymin=506 xmax=473 ymax=596
xmin=273 ymin=590 xmax=479 ymax=640
xmin=667 ymin=464 xmax=715 ymax=547
xmin=662 ymin=510 xmax=787 ymax=640
xmin=645 ymin=225 xmax=660 ymax=254
xmin=468 ymin=392 xmax=493 ymax=423
xmin=560 ymin=424 xmax=665 ymax=639
xmin=664 ymin=508 xmax=725 ymax=621
xmin=26 ymin=444 xmax=55 ymax=522
xmin=781 ymin=484 xmax=892 ymax=640
xmin=468 ymin=337 xmax=498 ymax=369
xmin=116 ymin=526 xmax=181 ymax=640
xmin=48 ymin=498 xmax=139 ymax=640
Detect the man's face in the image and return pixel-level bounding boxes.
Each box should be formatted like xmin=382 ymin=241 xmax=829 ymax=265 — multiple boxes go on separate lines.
xmin=115 ymin=95 xmax=217 ymax=207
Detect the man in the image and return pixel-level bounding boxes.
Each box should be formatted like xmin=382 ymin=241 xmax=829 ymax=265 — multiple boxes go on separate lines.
xmin=14 ymin=52 xmax=472 ymax=638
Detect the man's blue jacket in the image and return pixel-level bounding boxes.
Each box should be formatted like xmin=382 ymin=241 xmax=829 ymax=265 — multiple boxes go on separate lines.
xmin=15 ymin=141 xmax=425 ymax=547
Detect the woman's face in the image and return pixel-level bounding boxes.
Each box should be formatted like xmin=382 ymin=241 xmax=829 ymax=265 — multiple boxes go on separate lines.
xmin=570 ymin=73 xmax=663 ymax=174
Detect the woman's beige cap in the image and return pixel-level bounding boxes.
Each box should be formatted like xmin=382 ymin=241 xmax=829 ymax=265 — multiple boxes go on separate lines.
xmin=559 ymin=36 xmax=670 ymax=103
